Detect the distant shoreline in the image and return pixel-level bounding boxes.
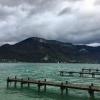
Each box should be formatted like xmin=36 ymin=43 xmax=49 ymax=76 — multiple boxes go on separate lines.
xmin=0 ymin=61 xmax=99 ymax=64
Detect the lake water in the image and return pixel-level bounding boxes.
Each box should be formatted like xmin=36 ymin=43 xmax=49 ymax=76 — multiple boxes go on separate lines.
xmin=0 ymin=63 xmax=100 ymax=100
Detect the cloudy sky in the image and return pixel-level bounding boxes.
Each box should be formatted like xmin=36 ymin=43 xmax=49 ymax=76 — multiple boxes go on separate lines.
xmin=0 ymin=0 xmax=100 ymax=46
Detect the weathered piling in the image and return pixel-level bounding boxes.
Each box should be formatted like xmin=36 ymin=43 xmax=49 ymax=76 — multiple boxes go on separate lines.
xmin=88 ymin=83 xmax=94 ymax=97
xmin=66 ymin=81 xmax=68 ymax=94
xmin=7 ymin=77 xmax=9 ymax=88
xmin=21 ymin=78 xmax=23 ymax=88
xmin=38 ymin=80 xmax=41 ymax=92
xmin=14 ymin=76 xmax=17 ymax=88
xmin=60 ymin=82 xmax=64 ymax=95
xmin=92 ymin=73 xmax=95 ymax=78
xmin=44 ymin=79 xmax=46 ymax=92
xmin=79 ymin=72 xmax=83 ymax=77
xmin=27 ymin=77 xmax=30 ymax=88
xmin=69 ymin=72 xmax=73 ymax=76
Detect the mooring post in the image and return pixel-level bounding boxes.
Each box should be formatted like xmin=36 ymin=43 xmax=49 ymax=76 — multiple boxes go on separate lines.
xmin=69 ymin=72 xmax=73 ymax=76
xmin=7 ymin=77 xmax=9 ymax=88
xmin=80 ymin=72 xmax=83 ymax=77
xmin=92 ymin=73 xmax=95 ymax=78
xmin=14 ymin=76 xmax=17 ymax=88
xmin=89 ymin=69 xmax=91 ymax=73
xmin=82 ymin=68 xmax=84 ymax=72
xmin=66 ymin=81 xmax=68 ymax=94
xmin=38 ymin=80 xmax=41 ymax=93
xmin=27 ymin=77 xmax=30 ymax=88
xmin=21 ymin=78 xmax=23 ymax=88
xmin=91 ymin=83 xmax=94 ymax=87
xmin=96 ymin=69 xmax=99 ymax=72
xmin=44 ymin=79 xmax=46 ymax=92
xmin=88 ymin=83 xmax=94 ymax=98
xmin=60 ymin=82 xmax=64 ymax=95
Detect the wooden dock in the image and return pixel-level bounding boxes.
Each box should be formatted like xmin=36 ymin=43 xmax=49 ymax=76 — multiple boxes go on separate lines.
xmin=59 ymin=68 xmax=100 ymax=78
xmin=7 ymin=76 xmax=100 ymax=97
xmin=82 ymin=68 xmax=100 ymax=73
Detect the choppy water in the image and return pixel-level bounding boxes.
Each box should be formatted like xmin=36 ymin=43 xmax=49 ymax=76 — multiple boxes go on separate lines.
xmin=0 ymin=63 xmax=100 ymax=100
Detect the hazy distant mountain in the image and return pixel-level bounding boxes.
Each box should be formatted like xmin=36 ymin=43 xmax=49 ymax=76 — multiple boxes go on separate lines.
xmin=0 ymin=37 xmax=100 ymax=63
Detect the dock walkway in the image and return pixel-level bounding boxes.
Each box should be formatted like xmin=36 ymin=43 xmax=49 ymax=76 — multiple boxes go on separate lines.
xmin=82 ymin=68 xmax=100 ymax=73
xmin=59 ymin=68 xmax=100 ymax=78
xmin=7 ymin=76 xmax=100 ymax=97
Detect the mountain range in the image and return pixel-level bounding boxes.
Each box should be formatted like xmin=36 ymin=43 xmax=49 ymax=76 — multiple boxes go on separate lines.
xmin=0 ymin=37 xmax=100 ymax=63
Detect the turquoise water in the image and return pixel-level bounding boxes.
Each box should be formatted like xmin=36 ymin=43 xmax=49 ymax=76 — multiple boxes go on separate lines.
xmin=0 ymin=63 xmax=100 ymax=100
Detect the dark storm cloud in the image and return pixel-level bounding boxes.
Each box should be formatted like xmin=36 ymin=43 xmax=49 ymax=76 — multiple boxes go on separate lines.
xmin=0 ymin=0 xmax=100 ymax=46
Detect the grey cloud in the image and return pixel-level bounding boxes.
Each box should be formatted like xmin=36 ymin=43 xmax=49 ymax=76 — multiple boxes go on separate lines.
xmin=72 ymin=0 xmax=82 ymax=1
xmin=0 ymin=0 xmax=38 ymax=6
xmin=0 ymin=0 xmax=100 ymax=46
xmin=58 ymin=7 xmax=72 ymax=16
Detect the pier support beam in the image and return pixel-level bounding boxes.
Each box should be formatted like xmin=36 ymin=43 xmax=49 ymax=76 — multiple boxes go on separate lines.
xmin=88 ymin=84 xmax=94 ymax=98
xmin=88 ymin=89 xmax=94 ymax=98
xmin=14 ymin=76 xmax=17 ymax=88
xmin=96 ymin=69 xmax=99 ymax=72
xmin=66 ymin=81 xmax=68 ymax=94
xmin=27 ymin=77 xmax=30 ymax=88
xmin=69 ymin=72 xmax=73 ymax=76
xmin=21 ymin=78 xmax=23 ymax=88
xmin=92 ymin=73 xmax=95 ymax=78
xmin=60 ymin=82 xmax=65 ymax=95
xmin=7 ymin=77 xmax=9 ymax=88
xmin=79 ymin=72 xmax=83 ymax=77
xmin=44 ymin=79 xmax=46 ymax=92
xmin=38 ymin=80 xmax=41 ymax=93
xmin=89 ymin=69 xmax=91 ymax=73
xmin=82 ymin=68 xmax=84 ymax=72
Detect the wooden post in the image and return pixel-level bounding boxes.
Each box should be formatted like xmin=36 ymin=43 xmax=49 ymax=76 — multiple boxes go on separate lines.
xmin=66 ymin=81 xmax=68 ymax=94
xmin=27 ymin=77 xmax=30 ymax=88
xmin=88 ymin=84 xmax=94 ymax=98
xmin=44 ymin=79 xmax=46 ymax=92
xmin=89 ymin=69 xmax=91 ymax=73
xmin=38 ymin=80 xmax=41 ymax=93
xmin=69 ymin=72 xmax=73 ymax=76
xmin=79 ymin=72 xmax=83 ymax=77
xmin=14 ymin=76 xmax=17 ymax=88
xmin=92 ymin=73 xmax=95 ymax=78
xmin=91 ymin=83 xmax=94 ymax=86
xmin=96 ymin=69 xmax=98 ymax=72
xmin=7 ymin=77 xmax=9 ymax=88
xmin=21 ymin=78 xmax=23 ymax=88
xmin=82 ymin=68 xmax=84 ymax=72
xmin=60 ymin=82 xmax=64 ymax=95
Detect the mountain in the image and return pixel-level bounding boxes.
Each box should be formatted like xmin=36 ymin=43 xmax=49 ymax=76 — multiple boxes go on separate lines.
xmin=0 ymin=37 xmax=100 ymax=63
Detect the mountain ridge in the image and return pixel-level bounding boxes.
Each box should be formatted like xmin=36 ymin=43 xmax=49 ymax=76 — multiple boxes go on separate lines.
xmin=0 ymin=37 xmax=100 ymax=63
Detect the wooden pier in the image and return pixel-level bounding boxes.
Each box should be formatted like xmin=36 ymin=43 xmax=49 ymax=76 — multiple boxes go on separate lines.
xmin=59 ymin=71 xmax=100 ymax=78
xmin=82 ymin=68 xmax=100 ymax=73
xmin=59 ymin=68 xmax=100 ymax=78
xmin=7 ymin=76 xmax=100 ymax=97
